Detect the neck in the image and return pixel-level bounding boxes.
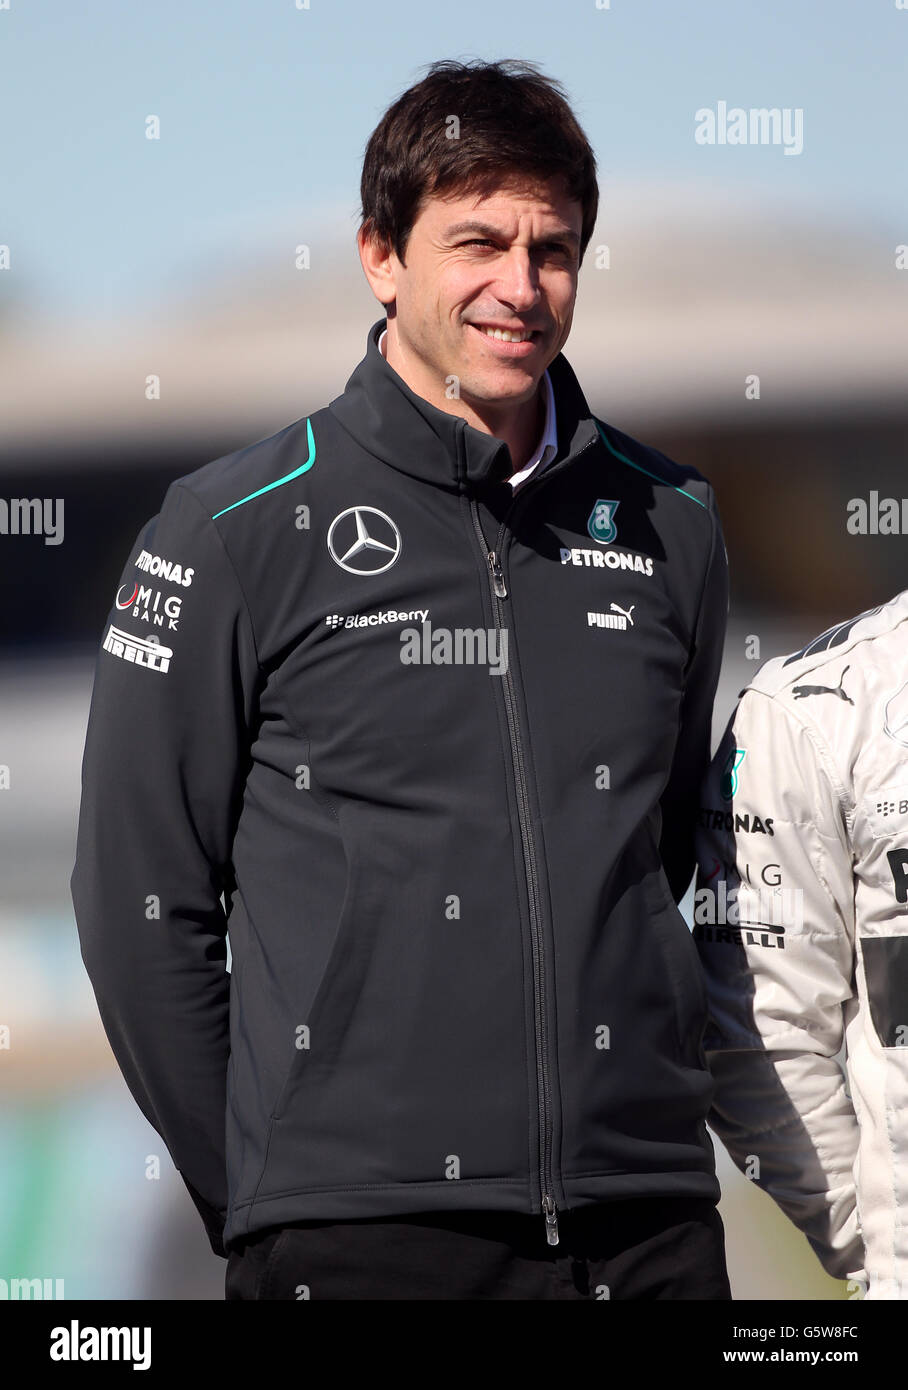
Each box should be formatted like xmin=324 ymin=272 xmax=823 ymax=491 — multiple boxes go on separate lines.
xmin=381 ymin=326 xmax=545 ymax=474
xmin=466 ymin=385 xmax=545 ymax=475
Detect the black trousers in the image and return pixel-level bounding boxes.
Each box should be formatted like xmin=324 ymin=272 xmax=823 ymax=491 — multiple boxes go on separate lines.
xmin=224 ymin=1196 xmax=732 ymax=1300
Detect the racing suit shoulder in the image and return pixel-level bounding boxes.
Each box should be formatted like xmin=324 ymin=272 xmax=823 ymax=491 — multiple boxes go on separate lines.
xmin=745 ymin=589 xmax=908 ymax=703
xmin=737 ymin=589 xmax=908 ymax=817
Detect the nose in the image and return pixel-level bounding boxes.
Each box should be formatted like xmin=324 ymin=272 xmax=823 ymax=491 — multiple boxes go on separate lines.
xmin=493 ymin=247 xmax=542 ymax=313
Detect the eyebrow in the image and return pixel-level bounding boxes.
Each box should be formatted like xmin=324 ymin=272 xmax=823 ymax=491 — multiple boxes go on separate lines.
xmin=443 ymin=220 xmax=580 ymax=249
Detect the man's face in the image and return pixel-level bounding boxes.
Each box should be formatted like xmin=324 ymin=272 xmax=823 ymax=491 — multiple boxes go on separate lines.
xmin=362 ymin=176 xmax=583 ymax=416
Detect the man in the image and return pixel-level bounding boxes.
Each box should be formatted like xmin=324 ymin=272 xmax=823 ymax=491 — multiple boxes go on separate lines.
xmin=694 ymin=592 xmax=908 ymax=1299
xmin=71 ymin=59 xmax=730 ymax=1301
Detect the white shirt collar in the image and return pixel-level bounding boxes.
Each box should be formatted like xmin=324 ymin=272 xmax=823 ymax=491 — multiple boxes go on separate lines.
xmin=377 ymin=327 xmax=557 ymax=489
xmin=506 ymin=367 xmax=557 ymax=489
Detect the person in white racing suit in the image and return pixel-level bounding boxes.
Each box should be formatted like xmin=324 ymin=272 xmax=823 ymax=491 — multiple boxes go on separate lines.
xmin=694 ymin=589 xmax=908 ymax=1299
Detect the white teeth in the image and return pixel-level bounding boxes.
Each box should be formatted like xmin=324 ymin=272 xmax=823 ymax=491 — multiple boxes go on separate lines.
xmin=477 ymin=326 xmax=534 ymax=343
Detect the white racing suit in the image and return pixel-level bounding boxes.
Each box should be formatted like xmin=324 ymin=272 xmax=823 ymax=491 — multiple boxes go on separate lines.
xmin=694 ymin=589 xmax=908 ymax=1299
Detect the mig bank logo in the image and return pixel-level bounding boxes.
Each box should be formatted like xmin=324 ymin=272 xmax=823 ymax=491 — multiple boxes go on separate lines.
xmin=720 ymin=747 xmax=747 ymax=801
xmin=587 ymin=499 xmax=619 ymax=545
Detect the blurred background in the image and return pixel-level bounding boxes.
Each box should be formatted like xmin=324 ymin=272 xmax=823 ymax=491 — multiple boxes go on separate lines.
xmin=1 ymin=0 xmax=905 ymax=1299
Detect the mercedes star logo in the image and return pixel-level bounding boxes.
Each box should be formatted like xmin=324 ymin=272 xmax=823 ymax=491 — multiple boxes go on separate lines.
xmin=327 ymin=506 xmax=402 ymax=575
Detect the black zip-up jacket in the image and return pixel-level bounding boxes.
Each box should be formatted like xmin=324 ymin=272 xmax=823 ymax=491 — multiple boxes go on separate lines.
xmin=71 ymin=317 xmax=728 ymax=1257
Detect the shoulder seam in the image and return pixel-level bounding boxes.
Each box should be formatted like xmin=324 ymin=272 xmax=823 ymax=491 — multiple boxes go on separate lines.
xmin=593 ymin=419 xmax=707 ymax=509
xmin=690 ymin=483 xmax=723 ymax=661
xmin=210 ymin=417 xmax=316 ymax=520
xmin=175 ymin=483 xmax=263 ymax=674
xmin=741 ymin=687 xmax=854 ymax=834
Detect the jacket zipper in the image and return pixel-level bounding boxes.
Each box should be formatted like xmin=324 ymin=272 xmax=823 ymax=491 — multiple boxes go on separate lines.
xmin=470 ymin=500 xmax=560 ymax=1247
xmin=462 ymin=422 xmax=600 ymax=1245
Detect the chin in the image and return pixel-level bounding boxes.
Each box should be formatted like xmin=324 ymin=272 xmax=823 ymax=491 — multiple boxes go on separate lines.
xmin=464 ymin=374 xmax=539 ymax=406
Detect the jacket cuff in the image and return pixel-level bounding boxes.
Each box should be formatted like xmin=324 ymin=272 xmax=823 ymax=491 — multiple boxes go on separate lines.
xmin=181 ymin=1173 xmax=228 ymax=1259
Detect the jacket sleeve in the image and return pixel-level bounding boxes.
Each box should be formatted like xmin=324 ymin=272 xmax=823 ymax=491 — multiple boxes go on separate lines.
xmin=658 ymin=486 xmax=729 ymax=903
xmin=70 ymin=482 xmax=260 ymax=1258
xmin=693 ymin=690 xmax=864 ymax=1281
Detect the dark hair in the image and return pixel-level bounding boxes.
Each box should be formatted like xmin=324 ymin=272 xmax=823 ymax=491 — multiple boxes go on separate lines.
xmin=359 ymin=59 xmax=599 ymax=267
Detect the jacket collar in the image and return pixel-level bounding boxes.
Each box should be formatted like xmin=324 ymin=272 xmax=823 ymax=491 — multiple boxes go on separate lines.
xmin=329 ymin=317 xmax=599 ymax=492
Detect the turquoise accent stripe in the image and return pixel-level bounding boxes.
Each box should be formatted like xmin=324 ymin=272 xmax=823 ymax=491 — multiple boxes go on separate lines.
xmin=594 ymin=421 xmax=706 ymax=509
xmin=211 ymin=418 xmax=316 ymax=519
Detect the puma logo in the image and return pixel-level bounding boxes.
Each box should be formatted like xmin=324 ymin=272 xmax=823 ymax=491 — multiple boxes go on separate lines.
xmin=610 ymin=602 xmax=635 ymax=627
xmin=792 ymin=666 xmax=853 ymax=705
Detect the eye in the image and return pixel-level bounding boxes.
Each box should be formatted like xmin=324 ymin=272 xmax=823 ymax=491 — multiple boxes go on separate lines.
xmin=461 ymin=238 xmax=496 ymax=248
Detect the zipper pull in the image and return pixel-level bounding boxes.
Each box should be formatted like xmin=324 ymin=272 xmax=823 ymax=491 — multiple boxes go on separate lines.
xmin=542 ymin=1194 xmax=560 ymax=1246
xmin=488 ymin=550 xmax=508 ymax=598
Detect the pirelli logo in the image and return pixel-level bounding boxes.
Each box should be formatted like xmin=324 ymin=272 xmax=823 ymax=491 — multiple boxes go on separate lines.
xmin=102 ymin=624 xmax=173 ymax=674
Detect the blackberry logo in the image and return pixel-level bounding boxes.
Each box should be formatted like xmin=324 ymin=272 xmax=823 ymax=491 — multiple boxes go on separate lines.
xmin=325 ymin=607 xmax=428 ymax=630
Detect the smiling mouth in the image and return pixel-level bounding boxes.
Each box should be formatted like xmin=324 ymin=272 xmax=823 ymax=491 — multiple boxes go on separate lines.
xmin=467 ymin=323 xmax=541 ymax=344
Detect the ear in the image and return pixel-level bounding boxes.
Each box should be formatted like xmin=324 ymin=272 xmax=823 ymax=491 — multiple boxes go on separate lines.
xmin=357 ymin=220 xmax=397 ymax=307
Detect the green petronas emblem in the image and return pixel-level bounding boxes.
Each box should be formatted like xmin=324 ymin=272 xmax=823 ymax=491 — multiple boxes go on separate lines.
xmin=720 ymin=747 xmax=747 ymax=801
xmin=587 ymin=499 xmax=619 ymax=545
